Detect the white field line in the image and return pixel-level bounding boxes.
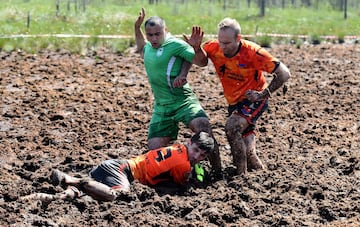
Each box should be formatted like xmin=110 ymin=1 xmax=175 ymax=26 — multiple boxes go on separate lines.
xmin=0 ymin=33 xmax=359 ymax=39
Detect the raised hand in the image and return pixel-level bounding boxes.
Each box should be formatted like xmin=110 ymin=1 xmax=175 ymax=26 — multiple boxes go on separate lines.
xmin=135 ymin=7 xmax=146 ymax=28
xmin=183 ymin=26 xmax=204 ymax=51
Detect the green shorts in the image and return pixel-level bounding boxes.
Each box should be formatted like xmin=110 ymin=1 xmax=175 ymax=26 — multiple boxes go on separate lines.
xmin=148 ymin=98 xmax=208 ymax=140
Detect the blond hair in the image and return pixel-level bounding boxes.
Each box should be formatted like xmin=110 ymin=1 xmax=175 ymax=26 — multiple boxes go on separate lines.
xmin=218 ymin=18 xmax=241 ymax=38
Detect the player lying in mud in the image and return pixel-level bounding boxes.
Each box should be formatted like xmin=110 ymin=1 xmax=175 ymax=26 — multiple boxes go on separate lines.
xmin=21 ymin=131 xmax=214 ymax=202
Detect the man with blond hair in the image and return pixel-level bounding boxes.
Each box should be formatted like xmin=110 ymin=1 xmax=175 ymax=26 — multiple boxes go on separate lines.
xmin=185 ymin=18 xmax=291 ymax=175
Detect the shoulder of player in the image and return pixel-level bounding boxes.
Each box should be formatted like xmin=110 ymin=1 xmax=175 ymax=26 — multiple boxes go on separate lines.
xmin=170 ymin=143 xmax=188 ymax=153
xmin=203 ymin=39 xmax=220 ymax=54
xmin=203 ymin=39 xmax=219 ymax=47
xmin=240 ymin=39 xmax=262 ymax=50
xmin=163 ymin=35 xmax=189 ymax=47
xmin=163 ymin=144 xmax=187 ymax=160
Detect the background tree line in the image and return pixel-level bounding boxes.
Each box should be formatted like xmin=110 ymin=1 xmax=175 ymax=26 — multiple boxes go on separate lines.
xmin=64 ymin=0 xmax=357 ymax=19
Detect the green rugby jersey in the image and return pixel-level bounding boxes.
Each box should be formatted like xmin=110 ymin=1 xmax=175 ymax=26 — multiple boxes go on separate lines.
xmin=143 ymin=34 xmax=197 ymax=105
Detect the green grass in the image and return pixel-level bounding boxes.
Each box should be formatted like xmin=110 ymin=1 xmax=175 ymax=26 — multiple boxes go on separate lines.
xmin=0 ymin=0 xmax=359 ymax=53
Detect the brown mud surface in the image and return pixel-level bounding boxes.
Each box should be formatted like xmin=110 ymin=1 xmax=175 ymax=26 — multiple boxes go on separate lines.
xmin=0 ymin=44 xmax=359 ymax=226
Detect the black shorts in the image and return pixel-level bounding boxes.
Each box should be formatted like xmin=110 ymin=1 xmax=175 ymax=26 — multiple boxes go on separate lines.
xmin=228 ymin=98 xmax=268 ymax=136
xmin=89 ymin=159 xmax=134 ymax=189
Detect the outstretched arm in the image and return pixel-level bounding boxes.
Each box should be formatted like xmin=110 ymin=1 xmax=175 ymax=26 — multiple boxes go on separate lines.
xmin=134 ymin=8 xmax=146 ymax=58
xmin=183 ymin=26 xmax=208 ymax=67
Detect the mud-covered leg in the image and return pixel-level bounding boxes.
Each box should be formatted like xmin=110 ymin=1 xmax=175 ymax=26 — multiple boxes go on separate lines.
xmin=58 ymin=186 xmax=82 ymax=200
xmin=78 ymin=179 xmax=119 ymax=202
xmin=225 ymin=115 xmax=248 ymax=175
xmin=52 ymin=169 xmax=121 ymax=202
xmin=20 ymin=186 xmax=81 ymax=203
xmin=228 ymin=134 xmax=247 ymax=175
xmin=207 ymin=138 xmax=222 ymax=173
xmin=51 ymin=169 xmax=81 ymax=186
xmin=20 ymin=192 xmax=60 ymax=203
xmin=244 ymin=134 xmax=264 ymax=171
xmin=189 ymin=117 xmax=222 ymax=173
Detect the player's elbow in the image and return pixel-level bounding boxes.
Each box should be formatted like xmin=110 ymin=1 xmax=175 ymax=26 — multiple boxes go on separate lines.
xmin=192 ymin=58 xmax=208 ymax=67
xmin=277 ymin=62 xmax=291 ymax=82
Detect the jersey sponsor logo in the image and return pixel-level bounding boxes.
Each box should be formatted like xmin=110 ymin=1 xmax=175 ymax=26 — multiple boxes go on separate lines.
xmin=228 ymin=73 xmax=245 ymax=82
xmin=219 ymin=64 xmax=245 ymax=81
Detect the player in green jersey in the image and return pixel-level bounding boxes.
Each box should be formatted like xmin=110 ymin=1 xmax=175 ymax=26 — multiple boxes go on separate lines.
xmin=134 ymin=8 xmax=221 ymax=176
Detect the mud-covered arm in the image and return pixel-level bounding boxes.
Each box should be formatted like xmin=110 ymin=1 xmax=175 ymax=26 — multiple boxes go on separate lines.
xmin=192 ymin=47 xmax=209 ymax=67
xmin=183 ymin=26 xmax=208 ymax=67
xmin=134 ymin=8 xmax=146 ymax=58
xmin=246 ymin=62 xmax=291 ymax=101
xmin=173 ymin=60 xmax=192 ymax=88
xmin=262 ymin=62 xmax=291 ymax=97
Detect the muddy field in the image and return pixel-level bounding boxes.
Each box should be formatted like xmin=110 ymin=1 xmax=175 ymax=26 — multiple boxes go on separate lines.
xmin=0 ymin=43 xmax=359 ymax=226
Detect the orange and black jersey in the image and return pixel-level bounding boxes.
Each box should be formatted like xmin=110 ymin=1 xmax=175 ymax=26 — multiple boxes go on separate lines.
xmin=127 ymin=144 xmax=191 ymax=186
xmin=203 ymin=39 xmax=279 ymax=105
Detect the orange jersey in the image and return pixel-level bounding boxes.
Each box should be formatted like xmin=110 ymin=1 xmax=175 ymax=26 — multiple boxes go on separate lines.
xmin=203 ymin=39 xmax=279 ymax=105
xmin=127 ymin=144 xmax=191 ymax=186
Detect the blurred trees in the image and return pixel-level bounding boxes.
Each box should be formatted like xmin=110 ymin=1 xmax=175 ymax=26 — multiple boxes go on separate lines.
xmin=54 ymin=0 xmax=357 ymax=19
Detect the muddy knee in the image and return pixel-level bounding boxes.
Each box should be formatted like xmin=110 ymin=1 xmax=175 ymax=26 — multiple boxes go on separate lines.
xmin=225 ymin=115 xmax=248 ymax=139
xmin=189 ymin=117 xmax=212 ymax=133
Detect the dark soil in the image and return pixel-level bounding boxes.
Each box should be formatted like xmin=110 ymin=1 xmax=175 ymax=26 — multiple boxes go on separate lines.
xmin=0 ymin=44 xmax=359 ymax=226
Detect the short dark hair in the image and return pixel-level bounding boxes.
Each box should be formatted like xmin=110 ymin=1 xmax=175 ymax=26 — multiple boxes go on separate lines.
xmin=144 ymin=16 xmax=166 ymax=29
xmin=191 ymin=132 xmax=214 ymax=154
